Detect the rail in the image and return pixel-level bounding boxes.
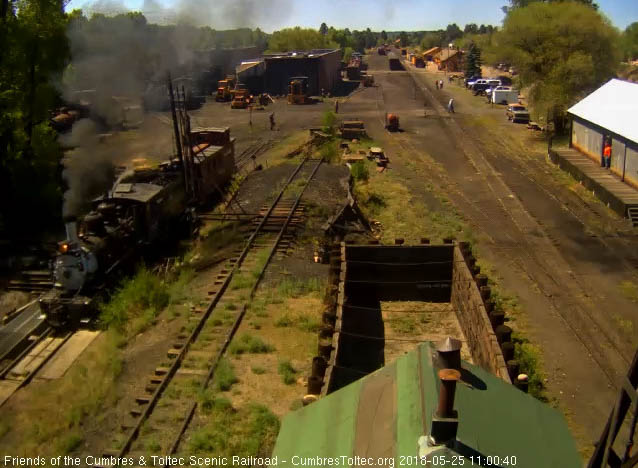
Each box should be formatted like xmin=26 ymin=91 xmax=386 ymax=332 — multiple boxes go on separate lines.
xmin=103 ymin=155 xmax=323 ymax=463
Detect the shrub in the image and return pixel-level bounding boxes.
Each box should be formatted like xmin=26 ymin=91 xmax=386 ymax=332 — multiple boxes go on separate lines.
xmin=350 ymin=161 xmax=369 ymax=182
xmin=215 ymin=358 xmax=239 ymax=391
xmin=229 ymin=334 xmax=274 ymax=355
xmin=99 ymin=265 xmax=169 ymax=333
xmin=278 ymin=360 xmax=297 ymax=385
xmin=322 ymin=111 xmax=337 ymax=134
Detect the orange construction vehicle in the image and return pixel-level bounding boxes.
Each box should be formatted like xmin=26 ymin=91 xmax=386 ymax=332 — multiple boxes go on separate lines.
xmin=385 ymin=113 xmax=399 ymax=132
xmin=230 ymin=83 xmax=251 ymax=109
xmin=215 ymin=76 xmax=236 ymax=102
xmin=287 ymin=76 xmax=313 ymax=105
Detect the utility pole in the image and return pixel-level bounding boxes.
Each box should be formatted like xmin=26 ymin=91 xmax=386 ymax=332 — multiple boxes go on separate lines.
xmin=167 ymin=72 xmax=187 ymax=193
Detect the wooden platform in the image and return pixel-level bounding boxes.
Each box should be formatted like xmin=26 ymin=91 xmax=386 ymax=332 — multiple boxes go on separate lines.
xmin=550 ymin=147 xmax=638 ymax=217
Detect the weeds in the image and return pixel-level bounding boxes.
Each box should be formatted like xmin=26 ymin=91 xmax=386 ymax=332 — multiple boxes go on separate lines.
xmin=350 ymin=161 xmax=369 ymax=182
xmin=277 ymin=277 xmax=324 ymax=298
xmin=295 ymin=314 xmax=321 ymax=333
xmin=512 ymin=334 xmax=547 ymax=401
xmin=319 ymin=140 xmax=339 ymax=164
xmin=251 ymin=366 xmax=266 ymax=375
xmin=620 ymin=280 xmax=638 ymax=303
xmin=55 ymin=432 xmax=83 ymax=455
xmin=99 ymin=265 xmax=169 ymax=333
xmin=229 ymin=334 xmax=274 ymax=355
xmin=215 ymin=358 xmax=239 ymax=391
xmin=188 ymin=402 xmax=279 ymax=457
xmin=275 ymin=314 xmax=294 ymax=327
xmin=278 ymin=360 xmax=298 ymax=385
xmin=231 ymin=273 xmax=255 ymax=291
xmin=322 ymin=111 xmax=337 ymax=134
xmin=388 ymin=315 xmax=418 ymax=335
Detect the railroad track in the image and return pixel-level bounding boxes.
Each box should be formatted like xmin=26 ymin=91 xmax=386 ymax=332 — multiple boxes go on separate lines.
xmin=376 ymin=67 xmax=630 ymax=386
xmin=0 ymin=325 xmax=72 ymax=407
xmin=99 ymin=156 xmax=323 ymax=465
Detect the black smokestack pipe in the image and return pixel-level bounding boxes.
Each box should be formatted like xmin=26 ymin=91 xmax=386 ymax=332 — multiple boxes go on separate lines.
xmin=167 ymin=72 xmax=187 ymax=193
xmin=437 ymin=368 xmax=461 ymax=418
xmin=63 ymin=215 xmax=79 ymax=243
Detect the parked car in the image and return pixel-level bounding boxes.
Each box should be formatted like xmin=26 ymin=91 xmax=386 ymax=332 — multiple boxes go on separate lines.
xmin=465 ymin=75 xmax=482 ymax=88
xmin=506 ymin=104 xmax=530 ymax=123
xmin=473 ymin=79 xmax=501 ymax=95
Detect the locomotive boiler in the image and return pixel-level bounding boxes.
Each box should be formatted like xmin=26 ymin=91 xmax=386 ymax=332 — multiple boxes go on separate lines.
xmin=40 ymin=127 xmax=236 ymax=327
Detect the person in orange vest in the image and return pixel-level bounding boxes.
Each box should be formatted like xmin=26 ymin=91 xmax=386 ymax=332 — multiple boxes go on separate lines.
xmin=603 ymin=140 xmax=612 ymax=169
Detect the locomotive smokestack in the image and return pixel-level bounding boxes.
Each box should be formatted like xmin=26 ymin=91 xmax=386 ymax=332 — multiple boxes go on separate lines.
xmin=64 ymin=216 xmax=79 ymax=243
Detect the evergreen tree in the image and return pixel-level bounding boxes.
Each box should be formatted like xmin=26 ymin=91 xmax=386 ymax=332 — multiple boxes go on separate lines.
xmin=319 ymin=22 xmax=328 ymax=35
xmin=464 ymin=41 xmax=482 ymax=78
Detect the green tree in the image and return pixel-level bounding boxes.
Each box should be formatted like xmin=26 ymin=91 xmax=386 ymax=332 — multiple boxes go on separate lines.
xmin=464 ymin=23 xmax=478 ymax=34
xmin=444 ymin=23 xmax=463 ymax=43
xmin=267 ymin=27 xmax=338 ymax=52
xmin=622 ymin=22 xmax=638 ymax=61
xmin=0 ymin=0 xmax=69 ymax=238
xmin=503 ymin=0 xmax=598 ymax=14
xmin=381 ymin=30 xmax=387 ymax=41
xmin=464 ymin=41 xmax=482 ymax=78
xmin=399 ymin=31 xmax=408 ymax=47
xmin=420 ymin=31 xmax=443 ymax=50
xmin=319 ymin=22 xmax=328 ymax=35
xmin=497 ymin=2 xmax=620 ymax=131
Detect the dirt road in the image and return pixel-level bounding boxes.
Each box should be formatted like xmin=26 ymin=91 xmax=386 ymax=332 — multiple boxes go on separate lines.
xmin=343 ymin=53 xmax=638 ymax=452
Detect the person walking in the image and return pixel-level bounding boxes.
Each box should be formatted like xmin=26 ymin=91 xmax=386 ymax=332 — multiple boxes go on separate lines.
xmin=269 ymin=112 xmax=275 ymax=131
xmin=435 ymin=80 xmax=439 ymax=90
xmin=447 ymin=98 xmax=455 ymax=113
xmin=335 ymin=100 xmax=339 ymax=114
xmin=440 ymin=79 xmax=444 ymax=89
xmin=603 ymin=140 xmax=612 ymax=169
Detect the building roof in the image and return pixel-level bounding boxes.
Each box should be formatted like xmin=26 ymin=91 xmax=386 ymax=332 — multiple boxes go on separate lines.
xmin=568 ymin=79 xmax=638 ymax=144
xmin=272 ymin=342 xmax=581 ymax=467
xmin=263 ymin=49 xmax=340 ymax=60
xmin=439 ymin=49 xmax=461 ymax=62
xmin=423 ymin=47 xmax=441 ymax=56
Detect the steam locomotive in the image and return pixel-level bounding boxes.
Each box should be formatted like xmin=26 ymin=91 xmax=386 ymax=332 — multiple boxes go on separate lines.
xmin=40 ymin=127 xmax=236 ymax=328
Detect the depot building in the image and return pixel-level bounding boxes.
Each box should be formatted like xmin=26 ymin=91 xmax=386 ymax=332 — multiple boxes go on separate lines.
xmin=568 ymin=78 xmax=638 ymax=188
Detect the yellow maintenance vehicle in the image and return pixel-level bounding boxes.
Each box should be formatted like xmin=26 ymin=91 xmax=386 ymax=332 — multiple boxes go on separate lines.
xmin=287 ymin=76 xmax=313 ymax=105
xmin=231 ymin=84 xmax=252 ymax=109
xmin=215 ymin=76 xmax=236 ymax=102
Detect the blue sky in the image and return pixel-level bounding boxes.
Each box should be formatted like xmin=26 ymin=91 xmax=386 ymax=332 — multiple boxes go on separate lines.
xmin=67 ymin=0 xmax=638 ymax=31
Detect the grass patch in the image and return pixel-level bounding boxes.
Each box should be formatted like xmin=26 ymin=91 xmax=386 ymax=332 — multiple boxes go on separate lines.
xmin=512 ymin=334 xmax=547 ymax=401
xmin=0 ymin=330 xmax=123 ymax=456
xmin=620 ymin=280 xmax=638 ymax=303
xmin=229 ymin=334 xmax=274 ymax=355
xmin=295 ymin=314 xmax=321 ymax=333
xmin=263 ymin=131 xmax=309 ymax=166
xmin=99 ymin=265 xmax=169 ymax=334
xmin=231 ymin=273 xmax=255 ymax=291
xmin=251 ymin=366 xmax=266 ymax=375
xmin=322 ymin=110 xmax=337 ymax=134
xmin=188 ymin=401 xmax=279 ymax=457
xmin=388 ymin=315 xmax=418 ymax=335
xmin=275 ymin=314 xmax=294 ymax=328
xmin=278 ymin=360 xmax=298 ymax=385
xmin=350 ymin=161 xmax=369 ymax=182
xmin=319 ymin=139 xmax=340 ymax=164
xmin=277 ymin=277 xmax=324 ymax=298
xmin=352 ymin=153 xmax=473 ymax=243
xmin=215 ymin=358 xmax=239 ymax=392
xmin=55 ymin=431 xmax=84 ymax=455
